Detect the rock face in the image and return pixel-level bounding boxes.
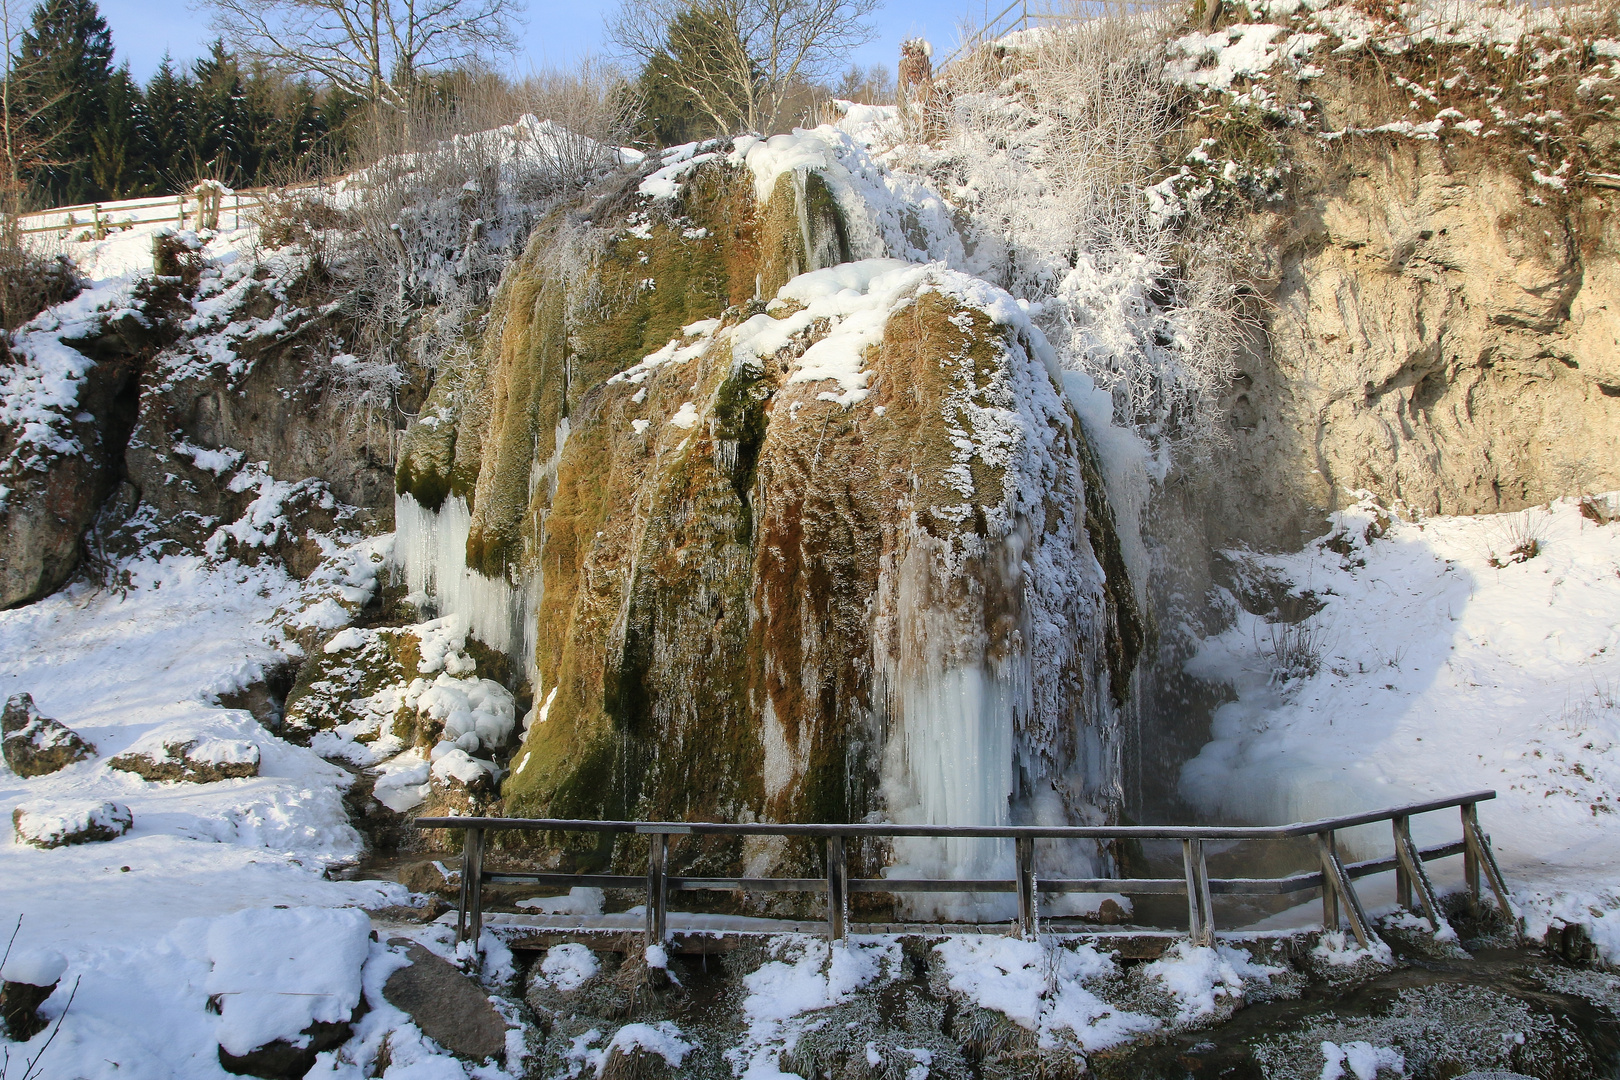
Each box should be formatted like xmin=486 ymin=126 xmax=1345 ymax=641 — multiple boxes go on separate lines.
xmin=0 ymin=297 xmax=160 ymax=607
xmin=12 ymin=800 xmax=132 ymax=848
xmin=1204 ymin=110 xmax=1620 ymax=554
xmin=108 ymin=737 xmax=260 ymax=783
xmin=394 ymin=146 xmax=1145 ymax=886
xmin=1 ymin=693 xmax=95 ymax=777
xmin=382 ymin=941 xmax=507 ymax=1061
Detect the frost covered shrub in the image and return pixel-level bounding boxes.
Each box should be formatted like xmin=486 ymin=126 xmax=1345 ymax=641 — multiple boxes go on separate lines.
xmin=927 ymin=2 xmax=1252 ymax=453
xmin=0 ymin=241 xmax=79 ymax=332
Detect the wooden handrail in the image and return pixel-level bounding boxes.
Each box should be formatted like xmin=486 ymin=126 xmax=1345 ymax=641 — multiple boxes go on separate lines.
xmin=418 ymin=791 xmax=1513 ymax=955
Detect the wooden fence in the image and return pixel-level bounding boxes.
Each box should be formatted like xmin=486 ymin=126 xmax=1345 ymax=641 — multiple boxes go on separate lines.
xmin=14 ymin=189 xmax=276 ymax=240
xmin=416 ymin=789 xmax=1513 ymax=949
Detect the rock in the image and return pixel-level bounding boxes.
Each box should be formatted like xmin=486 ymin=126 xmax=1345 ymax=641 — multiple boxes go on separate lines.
xmin=12 ymin=800 xmax=132 ymax=848
xmin=217 ymin=1018 xmax=356 ymax=1080
xmin=0 ymin=949 xmax=65 ymax=1041
xmin=109 ymin=737 xmax=260 ymax=783
xmin=1 ymin=694 xmax=94 ymax=777
xmin=397 ymin=860 xmax=459 ymax=896
xmin=382 ymin=941 xmax=507 ymax=1061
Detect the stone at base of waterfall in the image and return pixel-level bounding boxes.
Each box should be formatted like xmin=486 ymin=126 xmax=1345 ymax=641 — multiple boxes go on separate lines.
xmin=109 ymin=736 xmax=260 ymax=783
xmin=2 ymin=693 xmax=95 ymax=777
xmin=218 ymin=1018 xmax=357 ymax=1080
xmin=1 ymin=949 xmax=65 ymax=1040
xmin=382 ymin=941 xmax=507 ymax=1061
xmin=12 ymin=800 xmax=131 ymax=848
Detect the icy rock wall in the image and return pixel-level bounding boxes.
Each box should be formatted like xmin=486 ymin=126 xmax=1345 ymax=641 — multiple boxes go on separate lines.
xmin=393 ymin=142 xmax=1145 ymax=890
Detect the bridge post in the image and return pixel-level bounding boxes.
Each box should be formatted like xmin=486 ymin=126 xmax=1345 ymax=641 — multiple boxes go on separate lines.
xmin=646 ymin=833 xmax=668 ymax=944
xmin=1181 ymin=839 xmax=1214 ymax=946
xmin=826 ymin=835 xmax=848 ymax=942
xmin=1015 ymin=836 xmax=1037 ymax=940
xmin=1462 ymin=803 xmax=1515 ymax=924
xmin=1317 ymin=830 xmax=1341 ymax=930
xmin=1393 ymin=815 xmax=1413 ymax=911
xmin=458 ymin=826 xmax=485 ymax=947
xmin=1393 ymin=815 xmax=1444 ymax=930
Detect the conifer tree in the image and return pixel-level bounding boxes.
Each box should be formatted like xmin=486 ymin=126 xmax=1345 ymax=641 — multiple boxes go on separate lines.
xmin=88 ymin=63 xmax=141 ymax=197
xmin=17 ymin=0 xmax=116 ymax=203
xmin=189 ymin=40 xmax=249 ymax=183
xmin=140 ymin=54 xmax=194 ymax=190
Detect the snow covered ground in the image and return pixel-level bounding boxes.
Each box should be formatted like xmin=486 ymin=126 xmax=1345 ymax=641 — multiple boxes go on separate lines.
xmin=1181 ymin=494 xmax=1620 ymax=953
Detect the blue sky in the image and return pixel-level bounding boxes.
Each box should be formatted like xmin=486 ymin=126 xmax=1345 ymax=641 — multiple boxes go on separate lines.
xmin=98 ymin=0 xmax=987 ymax=84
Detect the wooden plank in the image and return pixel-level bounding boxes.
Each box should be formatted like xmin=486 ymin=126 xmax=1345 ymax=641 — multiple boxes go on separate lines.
xmin=1463 ymin=806 xmax=1516 ymax=922
xmin=1394 ymin=817 xmax=1446 ymax=931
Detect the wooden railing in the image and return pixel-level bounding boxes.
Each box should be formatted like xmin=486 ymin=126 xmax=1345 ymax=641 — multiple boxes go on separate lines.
xmin=14 ymin=189 xmax=277 ymax=239
xmin=416 ymin=790 xmax=1513 ymax=949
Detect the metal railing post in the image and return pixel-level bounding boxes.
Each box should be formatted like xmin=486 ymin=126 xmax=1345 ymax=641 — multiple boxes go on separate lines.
xmin=826 ymin=835 xmax=848 ymax=942
xmin=1015 ymin=835 xmax=1037 ymax=940
xmin=646 ymin=832 xmax=668 ymax=944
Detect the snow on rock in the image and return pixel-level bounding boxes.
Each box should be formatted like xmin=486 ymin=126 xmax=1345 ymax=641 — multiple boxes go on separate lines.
xmin=601 ymin=1021 xmax=694 ymax=1072
xmin=109 ymin=722 xmax=261 ymax=783
xmin=1143 ymin=942 xmax=1284 ymax=1023
xmin=536 ymin=943 xmax=600 ymax=993
xmin=12 ymin=799 xmax=132 ymax=848
xmin=205 ymin=906 xmax=371 ymax=1057
xmin=516 ymin=887 xmax=605 ymax=916
xmin=933 ymin=936 xmax=1157 ymax=1051
xmin=1 ymin=948 xmax=66 ymax=988
xmin=1 ymin=692 xmax=96 ymax=777
xmin=729 ymin=936 xmax=901 ymax=1075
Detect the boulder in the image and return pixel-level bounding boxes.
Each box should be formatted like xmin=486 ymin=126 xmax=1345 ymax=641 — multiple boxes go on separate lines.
xmin=12 ymin=800 xmax=132 ymax=848
xmin=381 ymin=941 xmax=506 ymax=1062
xmin=109 ymin=737 xmax=259 ymax=783
xmin=1 ymin=694 xmax=95 ymax=777
xmin=217 ymin=1018 xmax=356 ymax=1080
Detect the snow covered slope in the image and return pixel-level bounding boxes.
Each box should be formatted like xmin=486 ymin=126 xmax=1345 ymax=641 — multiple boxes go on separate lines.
xmin=1182 ymin=494 xmax=1620 ymax=951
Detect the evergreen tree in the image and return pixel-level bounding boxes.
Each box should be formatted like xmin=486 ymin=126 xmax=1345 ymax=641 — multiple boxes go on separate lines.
xmin=140 ymin=54 xmax=194 ymax=190
xmin=17 ymin=0 xmax=116 ymax=203
xmin=88 ymin=63 xmax=141 ymax=197
xmin=189 ymin=40 xmax=249 ymax=184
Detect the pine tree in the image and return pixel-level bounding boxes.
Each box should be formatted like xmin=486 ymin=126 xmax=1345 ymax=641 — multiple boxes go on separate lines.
xmin=88 ymin=63 xmax=141 ymax=197
xmin=140 ymin=54 xmax=194 ymax=191
xmin=189 ymin=40 xmax=249 ymax=184
xmin=16 ymin=0 xmax=116 ymax=203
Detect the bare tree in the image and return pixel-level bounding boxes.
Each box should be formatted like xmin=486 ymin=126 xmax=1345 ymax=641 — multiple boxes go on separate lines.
xmin=610 ymin=0 xmax=880 ymax=137
xmin=202 ymin=0 xmax=524 ymax=111
xmin=0 ymin=0 xmax=68 ymax=221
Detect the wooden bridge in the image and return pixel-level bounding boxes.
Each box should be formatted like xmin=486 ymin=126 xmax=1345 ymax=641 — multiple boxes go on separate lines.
xmin=416 ymin=789 xmax=1513 ymax=952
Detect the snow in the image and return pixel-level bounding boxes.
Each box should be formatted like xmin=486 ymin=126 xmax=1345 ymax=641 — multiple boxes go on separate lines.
xmin=536 ymin=943 xmax=599 ymax=992
xmin=516 ymin=888 xmax=604 ymax=915
xmin=1181 ymin=494 xmax=1620 ymax=953
xmin=2 ymin=948 xmax=66 ymax=987
xmin=730 ymin=936 xmax=900 ymax=1078
xmin=1143 ymin=941 xmax=1283 ymax=1023
xmin=12 ymin=799 xmax=132 ymax=847
xmin=600 ymin=1022 xmax=692 ymax=1071
xmin=933 ymin=936 xmax=1156 ymax=1050
xmin=205 ymin=906 xmax=370 ymax=1056
xmin=1320 ymin=1039 xmax=1406 ymax=1080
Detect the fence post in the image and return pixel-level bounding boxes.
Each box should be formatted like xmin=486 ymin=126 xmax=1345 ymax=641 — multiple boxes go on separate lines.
xmin=1461 ymin=803 xmax=1481 ymax=912
xmin=1393 ymin=815 xmax=1444 ymax=931
xmin=1181 ymin=839 xmax=1213 ymax=946
xmin=826 ymin=835 xmax=848 ymax=942
xmin=1015 ymin=835 xmax=1037 ymax=940
xmin=458 ymin=826 xmax=485 ymax=947
xmin=646 ymin=832 xmax=668 ymax=945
